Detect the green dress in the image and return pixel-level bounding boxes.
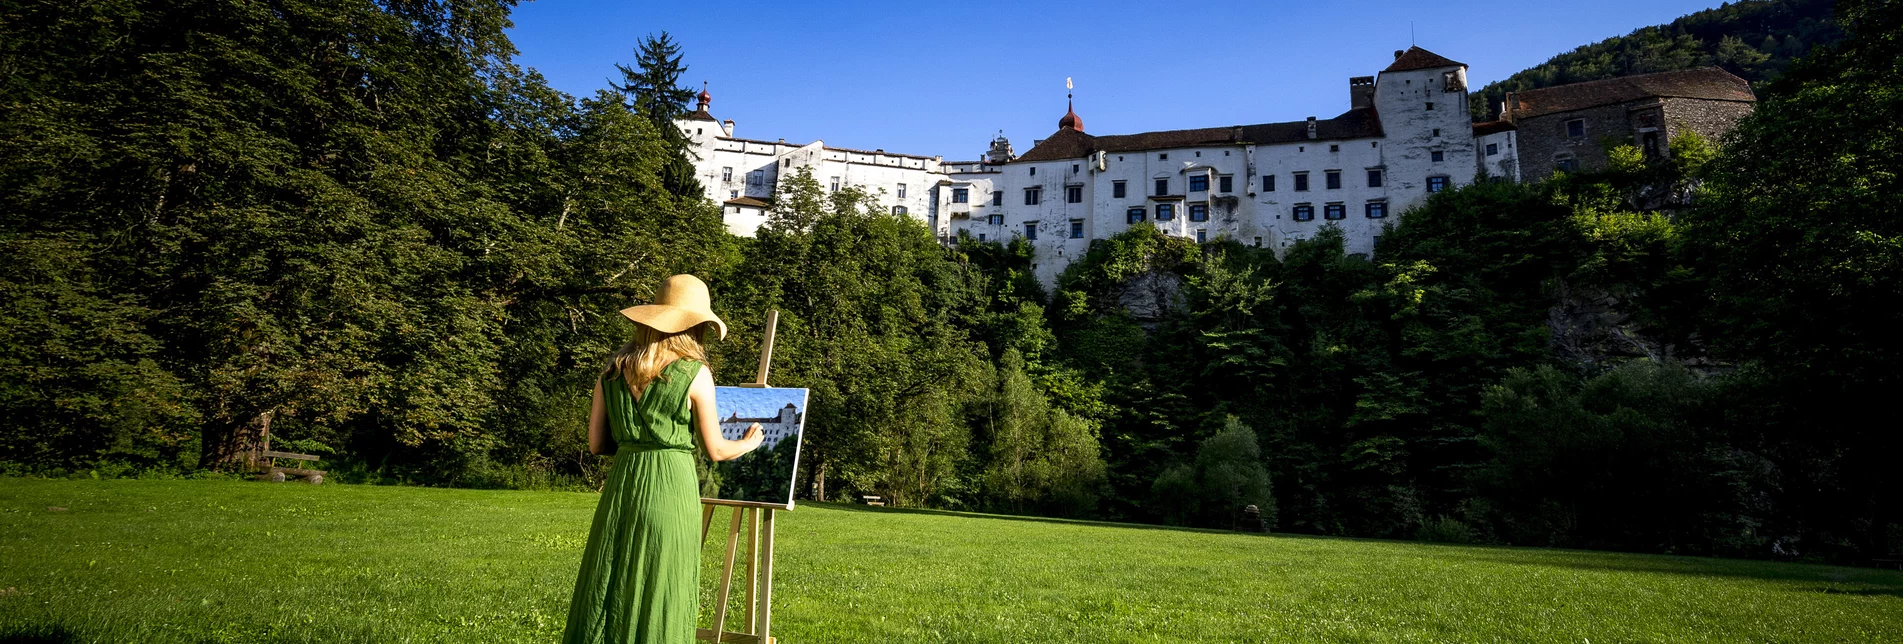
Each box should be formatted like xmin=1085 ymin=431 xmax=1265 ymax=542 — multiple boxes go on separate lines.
xmin=565 ymin=359 xmax=703 ymax=644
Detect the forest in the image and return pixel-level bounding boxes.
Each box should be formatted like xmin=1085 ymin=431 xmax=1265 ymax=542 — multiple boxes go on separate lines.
xmin=2 ymin=0 xmax=1898 ymax=565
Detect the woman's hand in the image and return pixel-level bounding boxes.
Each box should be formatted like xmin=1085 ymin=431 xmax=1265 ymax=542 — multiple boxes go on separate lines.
xmin=744 ymin=422 xmax=765 ymax=443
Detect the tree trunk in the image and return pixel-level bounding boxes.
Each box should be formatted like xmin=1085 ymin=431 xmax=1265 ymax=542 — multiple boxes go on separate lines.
xmin=811 ymin=460 xmax=826 ymax=502
xmin=200 ymin=410 xmax=274 ymax=471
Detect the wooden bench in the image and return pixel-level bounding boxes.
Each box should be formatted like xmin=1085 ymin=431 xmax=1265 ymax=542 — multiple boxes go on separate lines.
xmin=252 ymin=425 xmax=325 ymax=484
xmin=860 ymin=495 xmax=884 ymax=507
xmin=1873 ymin=558 xmax=1903 ymax=571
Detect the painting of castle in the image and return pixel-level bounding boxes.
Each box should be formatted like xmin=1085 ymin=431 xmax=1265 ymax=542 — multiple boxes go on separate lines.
xmin=708 ymin=386 xmax=809 ymax=507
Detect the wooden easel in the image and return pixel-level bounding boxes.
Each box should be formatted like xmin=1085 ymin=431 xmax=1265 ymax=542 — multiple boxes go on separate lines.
xmin=697 ymin=310 xmax=787 ymax=644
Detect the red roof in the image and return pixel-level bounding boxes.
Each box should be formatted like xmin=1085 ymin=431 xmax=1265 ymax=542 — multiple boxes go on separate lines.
xmin=1012 ymin=108 xmax=1385 ymax=163
xmin=1384 ymin=46 xmax=1465 ymax=72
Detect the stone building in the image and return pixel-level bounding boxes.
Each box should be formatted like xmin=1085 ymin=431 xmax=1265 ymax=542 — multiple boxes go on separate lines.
xmin=940 ymin=46 xmax=1479 ymax=285
xmin=1472 ymin=119 xmax=1520 ymax=182
xmin=676 ymin=86 xmax=948 ymax=237
xmin=678 ymin=46 xmax=1488 ymax=287
xmin=1500 ymin=67 xmax=1756 ymax=179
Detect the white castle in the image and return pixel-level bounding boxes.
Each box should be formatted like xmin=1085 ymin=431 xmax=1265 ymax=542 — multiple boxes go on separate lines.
xmin=720 ymin=403 xmax=801 ymax=450
xmin=679 ymin=46 xmax=1500 ymax=287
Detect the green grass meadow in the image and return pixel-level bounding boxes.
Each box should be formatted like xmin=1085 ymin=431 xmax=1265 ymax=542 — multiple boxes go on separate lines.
xmin=2 ymin=478 xmax=1899 ymax=643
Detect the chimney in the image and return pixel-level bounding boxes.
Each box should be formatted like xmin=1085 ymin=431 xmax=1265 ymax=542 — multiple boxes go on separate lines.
xmin=1306 ymin=116 xmax=1318 ymax=140
xmin=1503 ymin=92 xmax=1517 ymax=122
xmin=1349 ymin=76 xmax=1375 ymax=110
xmin=722 ymin=119 xmax=734 ymax=136
xmin=1394 ymin=49 xmax=1405 ymax=60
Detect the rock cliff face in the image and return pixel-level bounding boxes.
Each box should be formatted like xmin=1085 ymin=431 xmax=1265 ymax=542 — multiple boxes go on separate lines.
xmin=1546 ymin=279 xmax=1712 ymax=371
xmin=1114 ymin=270 xmax=1186 ymax=328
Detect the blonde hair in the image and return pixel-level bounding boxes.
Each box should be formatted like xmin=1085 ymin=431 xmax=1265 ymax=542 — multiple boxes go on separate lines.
xmin=604 ymin=322 xmax=708 ymax=399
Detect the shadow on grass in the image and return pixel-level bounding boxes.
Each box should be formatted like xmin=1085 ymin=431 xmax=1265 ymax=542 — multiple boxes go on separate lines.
xmin=801 ymin=500 xmax=1256 ymax=537
xmin=805 ymin=501 xmax=1903 ymax=590
xmin=1426 ymin=543 xmax=1903 ymax=589
xmin=0 ymin=625 xmax=77 ymax=644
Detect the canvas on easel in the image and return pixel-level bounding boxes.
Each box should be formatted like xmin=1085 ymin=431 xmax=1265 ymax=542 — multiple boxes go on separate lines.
xmin=707 ymin=386 xmax=807 ymax=508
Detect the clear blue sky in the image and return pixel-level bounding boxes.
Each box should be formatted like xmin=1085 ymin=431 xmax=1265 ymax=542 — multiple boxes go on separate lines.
xmin=507 ymin=0 xmax=1726 ymax=160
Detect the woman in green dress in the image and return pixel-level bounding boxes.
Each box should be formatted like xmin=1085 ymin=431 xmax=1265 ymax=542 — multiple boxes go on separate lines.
xmin=565 ymin=274 xmax=764 ymax=644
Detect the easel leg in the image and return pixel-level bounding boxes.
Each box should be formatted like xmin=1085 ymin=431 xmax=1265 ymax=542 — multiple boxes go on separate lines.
xmin=743 ymin=507 xmax=758 ymax=633
xmin=757 ymin=508 xmax=776 ymax=641
xmin=711 ymin=508 xmax=743 ymax=643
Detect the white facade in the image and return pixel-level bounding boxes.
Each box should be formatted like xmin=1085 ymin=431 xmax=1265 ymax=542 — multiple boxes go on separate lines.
xmin=677 ymin=89 xmax=947 ymax=237
xmin=680 ymin=47 xmax=1510 ymax=288
xmin=721 ymin=403 xmax=801 ymax=450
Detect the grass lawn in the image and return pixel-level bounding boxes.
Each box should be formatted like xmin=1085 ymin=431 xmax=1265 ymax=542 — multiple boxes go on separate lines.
xmin=2 ymin=479 xmax=1900 ymax=643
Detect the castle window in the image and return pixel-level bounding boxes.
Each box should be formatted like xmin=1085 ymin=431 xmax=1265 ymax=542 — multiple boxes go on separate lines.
xmin=1324 ymin=203 xmax=1346 ymax=220
xmin=1069 ymin=219 xmax=1084 ymax=238
xmin=992 ymin=191 xmax=1004 ymax=206
xmin=1366 ymin=201 xmax=1388 ymax=218
xmin=1189 ymin=175 xmax=1208 ymax=192
xmin=1432 ymin=129 xmax=1440 ymax=137
xmin=1113 ymin=181 xmax=1127 ymax=198
xmin=952 ymin=188 xmax=969 ymax=203
xmin=1263 ymin=175 xmax=1275 ymax=192
xmin=1293 ymin=204 xmax=1315 ymax=221
xmin=1253 ymin=236 xmax=1262 ymax=247
xmin=1189 ymin=204 xmax=1208 ymax=222
xmin=897 ymin=183 xmax=907 ymax=199
xmin=1127 ymin=207 xmax=1146 ymax=224
xmin=1196 ymin=229 xmax=1207 ymax=243
xmin=1066 ymin=186 xmax=1083 ymax=203
xmin=1367 ymin=169 xmax=1384 ymax=187
xmin=1023 ymin=222 xmax=1037 ymax=240
xmin=1330 ymin=144 xmax=1340 ymax=152
xmin=830 ymin=177 xmax=840 ymax=192
xmin=1159 ymin=153 xmax=1168 ymax=160
xmin=1486 ymin=143 xmax=1499 ymax=156
xmin=892 ymin=206 xmax=908 ymax=216
xmin=1294 ymin=172 xmax=1310 ymax=191
xmin=1431 ymin=150 xmax=1445 ymax=163
xmin=1029 ymin=167 xmax=1036 ymax=176
xmin=988 ymin=214 xmax=1003 ymax=225
xmin=979 ymin=233 xmax=986 ymax=242
xmin=730 ymin=190 xmax=738 ymax=199
xmin=1425 ymin=102 xmax=1435 ymax=110
xmin=1325 ymin=171 xmax=1341 ymax=190
xmin=1566 ymin=119 xmax=1586 ymax=139
xmin=1555 ymin=154 xmax=1579 ymax=172
xmin=1219 ymin=175 xmax=1233 ymax=192
xmin=1024 ymin=187 xmax=1041 ymax=205
xmin=1072 ymin=164 xmax=1079 ymax=173
xmin=1426 ymin=176 xmax=1449 ymax=192
xmin=1156 ymin=204 xmax=1175 ymax=220
xmin=749 ymin=170 xmax=764 ymax=185
xmin=722 ymin=167 xmax=733 ymax=182
xmin=1155 ymin=178 xmax=1169 ymax=196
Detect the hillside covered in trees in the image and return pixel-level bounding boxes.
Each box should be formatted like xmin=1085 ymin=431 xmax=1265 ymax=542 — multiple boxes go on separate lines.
xmin=3 ymin=0 xmax=1899 ymax=566
xmin=1470 ymin=0 xmax=1843 ymax=119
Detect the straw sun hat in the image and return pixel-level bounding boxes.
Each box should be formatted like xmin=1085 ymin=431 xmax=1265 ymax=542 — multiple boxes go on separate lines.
xmin=619 ymin=274 xmax=728 ymax=340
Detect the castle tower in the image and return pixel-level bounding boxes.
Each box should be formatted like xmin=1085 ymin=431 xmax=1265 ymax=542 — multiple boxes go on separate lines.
xmin=1058 ymin=78 xmax=1083 ymax=132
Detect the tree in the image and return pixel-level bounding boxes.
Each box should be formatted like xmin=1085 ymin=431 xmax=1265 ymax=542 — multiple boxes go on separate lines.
xmin=1152 ymin=417 xmax=1275 ymax=529
xmin=611 ymin=32 xmax=701 ymax=197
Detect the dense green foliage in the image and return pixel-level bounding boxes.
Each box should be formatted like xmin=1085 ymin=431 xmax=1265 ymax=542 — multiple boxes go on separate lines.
xmin=1470 ymin=0 xmax=1844 ymax=119
xmin=6 ymin=479 xmax=1900 ymax=642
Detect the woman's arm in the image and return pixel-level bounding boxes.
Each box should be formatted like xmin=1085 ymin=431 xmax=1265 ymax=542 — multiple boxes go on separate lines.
xmin=588 ymin=380 xmax=615 ymax=456
xmin=689 ymin=365 xmax=763 ymax=462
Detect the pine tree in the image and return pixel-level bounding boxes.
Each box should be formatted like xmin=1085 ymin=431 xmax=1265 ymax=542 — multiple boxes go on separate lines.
xmin=611 ymin=32 xmax=702 ymax=197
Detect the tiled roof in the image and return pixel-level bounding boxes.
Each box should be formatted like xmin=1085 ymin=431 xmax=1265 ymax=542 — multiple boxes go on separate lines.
xmin=1384 ymin=46 xmax=1465 ymax=72
xmin=1472 ymin=120 xmax=1517 ymax=136
xmin=723 ymin=196 xmax=770 ymax=208
xmin=1012 ymin=108 xmax=1385 ymax=163
xmin=1508 ymin=67 xmax=1756 ymax=120
xmin=681 ymin=108 xmax=718 ymax=122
